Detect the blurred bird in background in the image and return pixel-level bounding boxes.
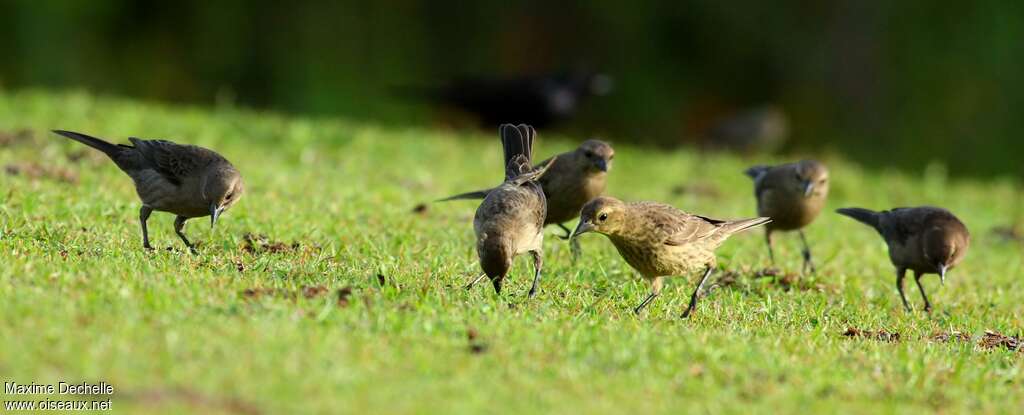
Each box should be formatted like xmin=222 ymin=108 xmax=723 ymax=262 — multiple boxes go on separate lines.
xmin=700 ymin=105 xmax=789 ymax=155
xmin=395 ymin=69 xmax=612 ymax=129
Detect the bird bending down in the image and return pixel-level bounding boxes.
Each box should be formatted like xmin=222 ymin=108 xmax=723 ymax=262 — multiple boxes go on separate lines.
xmin=836 ymin=206 xmax=970 ymax=312
xmin=745 ymin=160 xmax=829 ymax=274
xmin=53 ymin=130 xmax=244 ymax=254
xmin=571 ymin=196 xmax=770 ymax=318
xmin=466 ymin=124 xmax=555 ymax=297
xmin=440 ymin=139 xmax=614 ymax=259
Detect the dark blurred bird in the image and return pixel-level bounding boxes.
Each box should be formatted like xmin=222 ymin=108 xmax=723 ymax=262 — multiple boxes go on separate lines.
xmin=745 ymin=160 xmax=829 ymax=273
xmin=571 ymin=196 xmax=770 ymax=318
xmin=440 ymin=139 xmax=614 ymax=258
xmin=396 ymin=70 xmax=612 ymax=128
xmin=465 ymin=124 xmax=555 ymax=297
xmin=836 ymin=206 xmax=970 ymax=312
xmin=704 ymin=106 xmax=788 ymax=154
xmin=53 ymin=130 xmax=244 ymax=254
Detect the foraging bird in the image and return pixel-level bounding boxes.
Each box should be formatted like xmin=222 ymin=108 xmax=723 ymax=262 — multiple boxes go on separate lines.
xmin=745 ymin=160 xmax=829 ymax=273
xmin=440 ymin=139 xmax=614 ymax=257
xmin=465 ymin=124 xmax=555 ymax=297
xmin=836 ymin=206 xmax=970 ymax=312
xmin=396 ymin=70 xmax=613 ymax=128
xmin=52 ymin=130 xmax=243 ymax=254
xmin=571 ymin=196 xmax=770 ymax=318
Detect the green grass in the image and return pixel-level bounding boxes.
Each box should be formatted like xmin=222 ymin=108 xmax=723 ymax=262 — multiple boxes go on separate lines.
xmin=1 ymin=90 xmax=1022 ymax=414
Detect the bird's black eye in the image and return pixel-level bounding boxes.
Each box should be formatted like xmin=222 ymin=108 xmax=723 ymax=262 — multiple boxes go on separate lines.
xmin=584 ymin=151 xmax=594 ymax=158
xmin=225 ymin=192 xmax=233 ymax=200
xmin=598 ymin=213 xmax=608 ymax=222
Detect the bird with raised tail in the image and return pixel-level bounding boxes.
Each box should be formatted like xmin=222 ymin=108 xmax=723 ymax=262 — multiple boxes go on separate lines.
xmin=440 ymin=139 xmax=614 ymax=258
xmin=745 ymin=160 xmax=829 ymax=274
xmin=465 ymin=124 xmax=555 ymax=297
xmin=52 ymin=130 xmax=244 ymax=254
xmin=836 ymin=206 xmax=970 ymax=312
xmin=571 ymin=196 xmax=770 ymax=318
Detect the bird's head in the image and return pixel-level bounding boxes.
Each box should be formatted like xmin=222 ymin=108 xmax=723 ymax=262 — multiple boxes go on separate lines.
xmin=793 ymin=160 xmax=829 ymax=198
xmin=575 ymin=139 xmax=615 ymax=173
xmin=923 ymin=225 xmax=969 ymax=285
xmin=202 ymin=166 xmax=244 ymax=228
xmin=572 ymin=196 xmax=627 ymax=239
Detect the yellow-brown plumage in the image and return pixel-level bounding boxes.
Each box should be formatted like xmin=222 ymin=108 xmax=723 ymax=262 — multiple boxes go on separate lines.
xmin=572 ymin=196 xmax=770 ymax=318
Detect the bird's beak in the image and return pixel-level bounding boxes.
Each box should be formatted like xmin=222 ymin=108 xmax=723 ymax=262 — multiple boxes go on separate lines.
xmin=594 ymin=158 xmax=608 ymax=172
xmin=210 ymin=203 xmax=221 ymax=229
xmin=939 ymin=264 xmax=947 ymax=286
xmin=571 ymin=221 xmax=595 ymax=240
xmin=802 ymin=181 xmax=815 ymax=197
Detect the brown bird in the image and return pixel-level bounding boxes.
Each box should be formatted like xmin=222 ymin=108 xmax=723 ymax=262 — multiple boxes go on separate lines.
xmin=836 ymin=206 xmax=970 ymax=312
xmin=464 ymin=124 xmax=555 ymax=297
xmin=745 ymin=160 xmax=829 ymax=273
xmin=571 ymin=196 xmax=770 ymax=318
xmin=53 ymin=130 xmax=244 ymax=254
xmin=440 ymin=139 xmax=614 ymax=257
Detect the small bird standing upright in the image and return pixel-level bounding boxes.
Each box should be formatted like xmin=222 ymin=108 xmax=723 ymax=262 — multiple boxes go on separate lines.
xmin=440 ymin=139 xmax=614 ymax=258
xmin=836 ymin=206 xmax=970 ymax=312
xmin=571 ymin=196 xmax=770 ymax=318
xmin=745 ymin=160 xmax=829 ymax=273
xmin=465 ymin=124 xmax=555 ymax=297
xmin=53 ymin=130 xmax=244 ymax=254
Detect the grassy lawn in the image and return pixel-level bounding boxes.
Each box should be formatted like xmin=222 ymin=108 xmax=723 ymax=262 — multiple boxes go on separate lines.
xmin=1 ymin=90 xmax=1022 ymax=414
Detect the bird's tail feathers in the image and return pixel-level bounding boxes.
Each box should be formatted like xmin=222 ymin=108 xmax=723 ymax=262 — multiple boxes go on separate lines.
xmin=436 ymin=189 xmax=492 ymax=202
xmin=500 ymin=123 xmax=535 ymax=179
xmin=721 ymin=217 xmax=772 ymax=234
xmin=509 ymin=156 xmax=557 ymax=185
xmin=836 ymin=208 xmax=881 ymax=230
xmin=52 ymin=130 xmax=126 ymax=159
xmin=744 ymin=165 xmax=770 ymax=180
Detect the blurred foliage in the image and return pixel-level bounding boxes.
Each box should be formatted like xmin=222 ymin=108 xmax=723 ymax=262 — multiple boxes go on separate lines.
xmin=1 ymin=1 xmax=1022 ymax=176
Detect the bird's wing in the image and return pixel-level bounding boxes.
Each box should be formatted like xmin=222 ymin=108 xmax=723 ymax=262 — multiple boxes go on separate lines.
xmin=129 ymin=138 xmax=222 ymax=186
xmin=632 ymin=202 xmax=720 ymax=246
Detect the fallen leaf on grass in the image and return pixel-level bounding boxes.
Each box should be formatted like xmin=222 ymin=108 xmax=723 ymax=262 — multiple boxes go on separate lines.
xmin=979 ymin=330 xmax=1021 ymax=352
xmin=929 ymin=331 xmax=972 ymax=343
xmin=842 ymin=327 xmax=901 ymax=342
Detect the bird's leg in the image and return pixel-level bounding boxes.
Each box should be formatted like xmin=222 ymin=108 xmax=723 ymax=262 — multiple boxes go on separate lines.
xmin=896 ymin=268 xmax=911 ymax=312
xmin=633 ymin=276 xmax=663 ymax=315
xmin=465 ymin=273 xmax=487 ymax=290
xmin=799 ymin=230 xmax=816 ymax=275
xmin=681 ymin=266 xmax=714 ymax=318
xmin=528 ymin=250 xmax=543 ymax=299
xmin=914 ymin=271 xmax=932 ymax=313
xmin=765 ymin=229 xmax=775 ymax=264
xmin=139 ymin=206 xmax=154 ymax=250
xmin=173 ymin=216 xmax=198 ymax=255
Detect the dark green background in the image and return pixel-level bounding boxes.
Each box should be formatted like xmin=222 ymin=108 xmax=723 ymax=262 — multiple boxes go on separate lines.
xmin=1 ymin=1 xmax=1021 ymax=176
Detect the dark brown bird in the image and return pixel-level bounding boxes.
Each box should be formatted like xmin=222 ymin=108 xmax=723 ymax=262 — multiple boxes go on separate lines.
xmin=440 ymin=139 xmax=614 ymax=257
xmin=53 ymin=130 xmax=244 ymax=254
xmin=745 ymin=160 xmax=829 ymax=273
xmin=571 ymin=196 xmax=770 ymax=318
xmin=395 ymin=70 xmax=613 ymax=128
xmin=464 ymin=124 xmax=555 ymax=297
xmin=836 ymin=206 xmax=970 ymax=312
